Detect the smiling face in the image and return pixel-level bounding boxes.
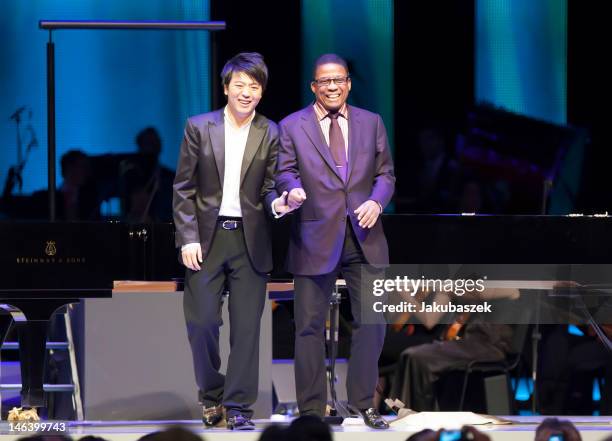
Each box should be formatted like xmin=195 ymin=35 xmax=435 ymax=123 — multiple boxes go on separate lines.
xmin=311 ymin=62 xmax=351 ymax=112
xmin=224 ymin=71 xmax=263 ymax=120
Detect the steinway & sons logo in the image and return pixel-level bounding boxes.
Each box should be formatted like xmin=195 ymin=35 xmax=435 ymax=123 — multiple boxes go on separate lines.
xmin=15 ymin=239 xmax=86 ymax=264
xmin=45 ymin=241 xmax=57 ymax=256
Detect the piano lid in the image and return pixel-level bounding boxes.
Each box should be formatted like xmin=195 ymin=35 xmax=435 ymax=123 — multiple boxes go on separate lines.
xmin=0 ymin=221 xmax=127 ymax=295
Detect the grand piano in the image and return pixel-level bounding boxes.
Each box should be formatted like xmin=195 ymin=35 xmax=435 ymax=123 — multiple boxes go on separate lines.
xmin=0 ymin=221 xmax=180 ymax=409
xmin=2 ymin=214 xmax=612 ymax=411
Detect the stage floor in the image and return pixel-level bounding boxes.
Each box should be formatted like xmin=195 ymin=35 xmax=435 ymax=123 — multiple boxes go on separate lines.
xmin=1 ymin=416 xmax=611 ymax=441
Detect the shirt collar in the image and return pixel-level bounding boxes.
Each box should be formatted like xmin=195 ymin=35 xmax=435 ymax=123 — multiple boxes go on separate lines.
xmin=313 ymin=102 xmax=348 ymax=121
xmin=224 ymin=106 xmax=256 ymax=129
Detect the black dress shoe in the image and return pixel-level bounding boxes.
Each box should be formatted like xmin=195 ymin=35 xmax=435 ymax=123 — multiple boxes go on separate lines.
xmin=360 ymin=408 xmax=389 ymax=430
xmin=226 ymin=415 xmax=255 ymax=430
xmin=202 ymin=405 xmax=224 ymax=427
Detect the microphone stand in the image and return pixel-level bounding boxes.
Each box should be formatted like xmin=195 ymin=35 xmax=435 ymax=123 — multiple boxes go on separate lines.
xmin=11 ymin=107 xmax=24 ymax=195
xmin=3 ymin=109 xmax=38 ymax=198
xmin=325 ymin=281 xmax=349 ymax=424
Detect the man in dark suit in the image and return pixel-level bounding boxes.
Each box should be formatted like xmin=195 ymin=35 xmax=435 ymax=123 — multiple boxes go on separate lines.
xmin=276 ymin=53 xmax=395 ymax=429
xmin=173 ymin=52 xmax=292 ymax=430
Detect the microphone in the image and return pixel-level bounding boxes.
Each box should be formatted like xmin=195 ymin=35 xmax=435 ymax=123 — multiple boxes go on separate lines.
xmin=27 ymin=126 xmax=38 ymax=149
xmin=9 ymin=106 xmax=26 ymax=121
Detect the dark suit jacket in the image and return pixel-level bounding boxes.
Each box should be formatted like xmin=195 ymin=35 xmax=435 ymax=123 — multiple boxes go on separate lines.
xmin=173 ymin=109 xmax=279 ymax=273
xmin=276 ymin=105 xmax=395 ymax=275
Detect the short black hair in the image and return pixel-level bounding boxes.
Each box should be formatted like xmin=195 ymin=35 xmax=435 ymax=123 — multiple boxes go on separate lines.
xmin=60 ymin=149 xmax=87 ymax=178
xmin=135 ymin=127 xmax=161 ymax=155
xmin=221 ymin=52 xmax=268 ymax=91
xmin=312 ymin=53 xmax=349 ymax=80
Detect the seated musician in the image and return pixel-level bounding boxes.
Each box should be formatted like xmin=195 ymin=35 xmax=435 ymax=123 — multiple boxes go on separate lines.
xmin=388 ymin=273 xmax=520 ymax=411
xmin=1 ymin=150 xmax=99 ymax=221
xmin=375 ymin=312 xmax=441 ymax=410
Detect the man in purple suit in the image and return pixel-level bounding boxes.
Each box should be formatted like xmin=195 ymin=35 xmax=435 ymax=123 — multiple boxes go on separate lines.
xmin=276 ymin=53 xmax=395 ymax=429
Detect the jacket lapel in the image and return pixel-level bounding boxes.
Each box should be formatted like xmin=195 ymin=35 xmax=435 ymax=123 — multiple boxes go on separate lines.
xmin=346 ymin=105 xmax=360 ymax=183
xmin=300 ymin=106 xmax=343 ymax=181
xmin=240 ymin=114 xmax=266 ymax=185
xmin=209 ymin=109 xmax=225 ymax=186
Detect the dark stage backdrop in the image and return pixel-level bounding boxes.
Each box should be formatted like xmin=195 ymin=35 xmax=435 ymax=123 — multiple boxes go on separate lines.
xmin=569 ymin=1 xmax=610 ymax=213
xmin=393 ymin=0 xmax=475 ymax=211
xmin=210 ymin=0 xmax=302 ymax=124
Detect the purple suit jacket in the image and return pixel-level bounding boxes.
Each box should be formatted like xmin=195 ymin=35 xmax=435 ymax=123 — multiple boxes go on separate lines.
xmin=276 ymin=105 xmax=395 ymax=276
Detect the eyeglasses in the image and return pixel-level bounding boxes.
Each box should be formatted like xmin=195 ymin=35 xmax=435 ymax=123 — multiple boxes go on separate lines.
xmin=312 ymin=76 xmax=350 ymax=87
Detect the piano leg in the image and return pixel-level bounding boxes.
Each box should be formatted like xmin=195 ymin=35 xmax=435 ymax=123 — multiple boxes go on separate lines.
xmin=7 ymin=299 xmax=78 ymax=408
xmin=16 ymin=320 xmax=49 ymax=407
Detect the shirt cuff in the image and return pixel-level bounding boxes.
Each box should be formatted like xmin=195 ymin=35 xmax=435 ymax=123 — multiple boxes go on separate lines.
xmin=181 ymin=242 xmax=200 ymax=251
xmin=271 ymin=197 xmax=286 ymax=219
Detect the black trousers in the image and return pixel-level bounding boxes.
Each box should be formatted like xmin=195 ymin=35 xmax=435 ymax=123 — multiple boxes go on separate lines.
xmin=183 ymin=225 xmax=267 ymax=418
xmin=293 ymin=224 xmax=386 ymax=416
xmin=392 ymin=331 xmax=507 ymax=411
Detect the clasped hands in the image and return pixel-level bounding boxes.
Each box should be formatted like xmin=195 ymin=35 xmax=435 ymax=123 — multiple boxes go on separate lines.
xmin=272 ymin=190 xmax=298 ymax=216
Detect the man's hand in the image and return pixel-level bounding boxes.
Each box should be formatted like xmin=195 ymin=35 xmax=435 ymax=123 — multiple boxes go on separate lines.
xmin=182 ymin=243 xmax=203 ymax=271
xmin=287 ymin=188 xmax=307 ymax=210
xmin=354 ymin=199 xmax=382 ymax=228
xmin=272 ymin=191 xmax=294 ymax=216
